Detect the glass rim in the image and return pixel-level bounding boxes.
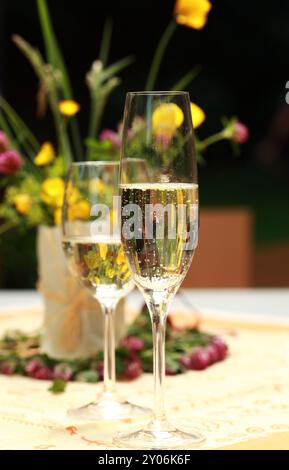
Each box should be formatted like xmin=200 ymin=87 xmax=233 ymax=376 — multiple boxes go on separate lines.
xmin=127 ymin=91 xmax=189 ymax=96
xmin=70 ymin=161 xmax=119 ymax=167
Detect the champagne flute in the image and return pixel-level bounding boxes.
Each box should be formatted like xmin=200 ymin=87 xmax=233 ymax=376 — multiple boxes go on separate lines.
xmin=116 ymin=92 xmax=204 ymax=448
xmin=62 ymin=161 xmax=149 ymax=420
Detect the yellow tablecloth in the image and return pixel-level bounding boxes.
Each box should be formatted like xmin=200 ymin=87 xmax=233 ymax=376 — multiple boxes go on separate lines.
xmin=1 ymin=307 xmax=289 ymax=450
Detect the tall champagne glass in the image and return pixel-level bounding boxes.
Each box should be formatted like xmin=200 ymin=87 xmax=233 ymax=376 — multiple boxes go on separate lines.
xmin=62 ymin=161 xmax=149 ymax=420
xmin=116 ymin=92 xmax=204 ymax=448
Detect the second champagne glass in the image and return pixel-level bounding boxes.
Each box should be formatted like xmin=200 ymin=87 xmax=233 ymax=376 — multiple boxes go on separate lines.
xmin=116 ymin=92 xmax=205 ymax=448
xmin=62 ymin=161 xmax=149 ymax=420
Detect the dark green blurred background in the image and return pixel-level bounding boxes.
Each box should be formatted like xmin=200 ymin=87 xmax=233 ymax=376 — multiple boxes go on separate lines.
xmin=0 ymin=0 xmax=288 ymax=288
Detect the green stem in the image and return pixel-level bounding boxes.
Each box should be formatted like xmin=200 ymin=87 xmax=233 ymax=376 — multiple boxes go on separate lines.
xmin=69 ymin=118 xmax=83 ymax=161
xmin=145 ymin=20 xmax=177 ymax=91
xmin=48 ymin=86 xmax=72 ymax=166
xmin=99 ymin=18 xmax=113 ymax=67
xmin=88 ymin=98 xmax=103 ymax=141
xmin=0 ymin=220 xmax=18 ymax=235
xmin=198 ymin=130 xmax=228 ymax=152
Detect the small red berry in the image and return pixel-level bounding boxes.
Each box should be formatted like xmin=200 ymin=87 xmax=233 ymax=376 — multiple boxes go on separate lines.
xmin=32 ymin=366 xmax=53 ymax=380
xmin=25 ymin=359 xmax=43 ymax=375
xmin=123 ymin=358 xmax=143 ymax=380
xmin=96 ymin=361 xmax=104 ymax=380
xmin=211 ymin=336 xmax=228 ymax=361
xmin=190 ymin=347 xmax=211 ymax=371
xmin=179 ymin=355 xmax=192 ymax=369
xmin=206 ymin=344 xmax=219 ymax=364
xmin=0 ymin=361 xmax=15 ymax=375
xmin=121 ymin=336 xmax=145 ymax=353
xmin=165 ymin=367 xmax=177 ymax=376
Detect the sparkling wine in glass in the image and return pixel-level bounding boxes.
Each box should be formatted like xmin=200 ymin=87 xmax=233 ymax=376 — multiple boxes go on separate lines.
xmin=116 ymin=92 xmax=204 ymax=448
xmin=62 ymin=161 xmax=149 ymax=421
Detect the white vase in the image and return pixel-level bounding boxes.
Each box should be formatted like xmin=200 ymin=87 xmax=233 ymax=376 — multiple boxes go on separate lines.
xmin=37 ymin=225 xmax=126 ymax=359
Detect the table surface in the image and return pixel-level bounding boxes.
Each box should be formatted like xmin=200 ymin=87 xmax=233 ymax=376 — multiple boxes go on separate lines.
xmin=1 ymin=288 xmax=289 ymax=450
xmin=1 ymin=288 xmax=289 ymax=318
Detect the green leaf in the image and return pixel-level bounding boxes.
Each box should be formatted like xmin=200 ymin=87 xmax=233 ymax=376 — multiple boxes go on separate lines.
xmin=100 ymin=55 xmax=134 ymax=83
xmin=84 ymin=138 xmax=112 ymax=151
xmin=48 ymin=379 xmax=67 ymax=394
xmin=166 ymin=355 xmax=181 ymax=374
xmin=37 ymin=0 xmax=72 ymax=98
xmin=76 ymin=370 xmax=99 ymax=383
xmin=13 ymin=35 xmax=72 ymax=166
xmin=36 ymin=0 xmax=83 ymax=161
xmin=170 ymin=65 xmax=202 ymax=91
xmin=0 ymin=110 xmax=14 ymax=144
xmin=0 ymin=96 xmax=39 ymax=155
xmin=145 ymin=20 xmax=177 ymax=91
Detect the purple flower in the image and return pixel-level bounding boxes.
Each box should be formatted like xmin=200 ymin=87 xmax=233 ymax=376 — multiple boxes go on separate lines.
xmin=0 ymin=150 xmax=23 ymax=175
xmin=0 ymin=131 xmax=10 ymax=153
xmin=121 ymin=336 xmax=145 ymax=353
xmin=99 ymin=129 xmax=121 ymax=149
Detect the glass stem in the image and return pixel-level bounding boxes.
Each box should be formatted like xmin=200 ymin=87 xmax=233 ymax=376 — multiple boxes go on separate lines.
xmin=152 ymin=314 xmax=166 ymax=422
xmin=147 ymin=291 xmax=173 ymax=424
xmin=101 ymin=302 xmax=117 ymax=395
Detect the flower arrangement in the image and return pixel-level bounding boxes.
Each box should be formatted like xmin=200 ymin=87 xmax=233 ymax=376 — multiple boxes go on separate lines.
xmin=0 ymin=0 xmax=248 ymax=235
xmin=0 ymin=303 xmax=228 ymax=392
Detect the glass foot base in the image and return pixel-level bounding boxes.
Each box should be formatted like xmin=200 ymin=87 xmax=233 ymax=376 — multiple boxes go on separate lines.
xmin=67 ymin=392 xmax=151 ymax=422
xmin=114 ymin=418 xmax=205 ymax=449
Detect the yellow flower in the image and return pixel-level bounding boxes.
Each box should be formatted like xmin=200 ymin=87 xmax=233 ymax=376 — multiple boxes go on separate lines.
xmin=41 ymin=177 xmax=65 ymax=207
xmin=106 ymin=267 xmax=115 ymax=279
xmin=89 ymin=178 xmax=105 ymax=194
xmin=152 ymin=103 xmax=184 ymax=138
xmin=34 ymin=142 xmax=55 ymax=166
xmin=116 ymin=248 xmax=125 ymax=266
xmin=68 ymin=200 xmax=90 ymax=221
xmin=190 ymin=102 xmax=205 ymax=128
xmin=121 ymin=270 xmax=131 ymax=282
xmin=59 ymin=100 xmax=80 ymax=117
xmin=54 ymin=207 xmax=62 ymax=225
xmin=174 ymin=0 xmax=212 ymax=29
xmin=121 ymin=264 xmax=129 ymax=274
xmin=99 ymin=243 xmax=108 ymax=260
xmin=14 ymin=194 xmax=31 ymax=214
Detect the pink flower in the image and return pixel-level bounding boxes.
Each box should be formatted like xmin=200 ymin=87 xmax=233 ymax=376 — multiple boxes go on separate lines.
xmin=99 ymin=129 xmax=121 ymax=148
xmin=0 ymin=150 xmax=23 ymax=175
xmin=233 ymin=121 xmax=249 ymax=144
xmin=53 ymin=363 xmax=73 ymax=381
xmin=0 ymin=131 xmax=10 ymax=153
